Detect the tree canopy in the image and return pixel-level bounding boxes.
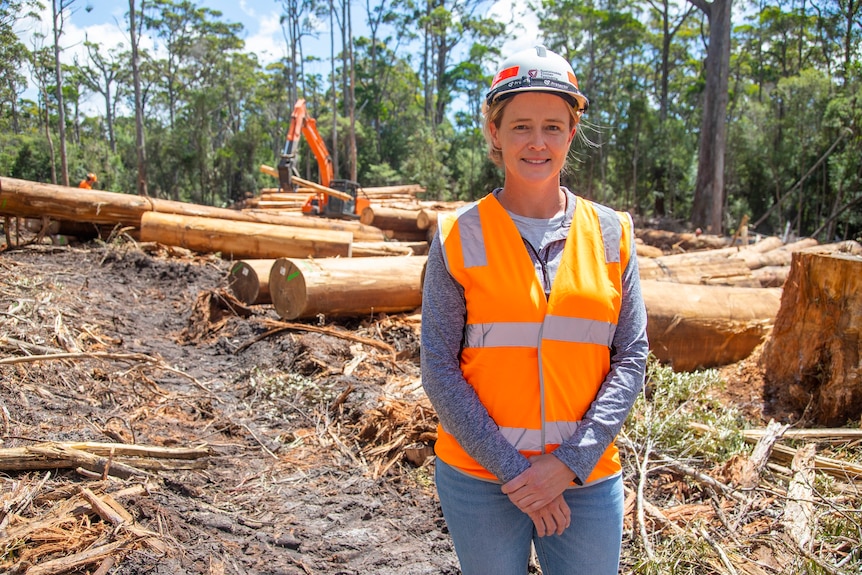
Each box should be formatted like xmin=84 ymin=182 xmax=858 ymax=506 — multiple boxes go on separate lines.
xmin=1 ymin=0 xmax=860 ymax=241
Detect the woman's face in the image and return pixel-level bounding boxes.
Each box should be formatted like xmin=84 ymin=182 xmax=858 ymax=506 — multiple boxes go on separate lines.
xmin=489 ymin=92 xmax=577 ymax=190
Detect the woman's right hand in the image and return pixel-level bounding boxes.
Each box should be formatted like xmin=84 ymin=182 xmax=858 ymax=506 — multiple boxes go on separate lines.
xmin=526 ymin=493 xmax=571 ymax=537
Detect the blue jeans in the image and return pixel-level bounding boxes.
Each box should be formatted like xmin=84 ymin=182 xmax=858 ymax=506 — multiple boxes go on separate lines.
xmin=435 ymin=459 xmax=623 ymax=575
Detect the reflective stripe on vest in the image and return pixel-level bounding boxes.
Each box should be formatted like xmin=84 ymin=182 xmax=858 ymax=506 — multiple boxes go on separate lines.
xmin=464 ymin=316 xmax=615 ymax=348
xmin=499 ymin=420 xmax=580 ymax=451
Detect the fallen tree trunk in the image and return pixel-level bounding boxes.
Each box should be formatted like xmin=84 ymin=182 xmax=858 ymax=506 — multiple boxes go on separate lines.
xmin=240 ymin=209 xmax=384 ymax=241
xmin=0 ymin=176 xmax=152 ymax=225
xmin=360 ymin=205 xmax=423 ymax=233
xmin=642 ymin=280 xmax=783 ymax=371
xmin=0 ymin=176 xmax=386 ymax=241
xmin=350 ymin=242 xmax=421 ymax=257
xmin=638 ymin=254 xmax=760 ymax=287
xmin=759 ymin=249 xmax=862 ymax=425
xmin=228 ymin=259 xmax=275 ymax=304
xmin=751 ymin=265 xmax=790 ymax=287
xmin=269 ymin=256 xmax=426 ymax=320
xmin=362 ymin=184 xmax=426 ymax=198
xmin=140 ymin=212 xmax=352 ymax=259
xmin=636 ymin=229 xmax=729 ymax=252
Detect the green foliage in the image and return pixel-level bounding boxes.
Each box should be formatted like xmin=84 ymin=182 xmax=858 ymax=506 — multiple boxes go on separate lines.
xmin=0 ymin=0 xmax=858 ymax=241
xmin=400 ymin=123 xmax=453 ymax=200
xmin=0 ymin=133 xmax=54 ymax=182
xmin=626 ymin=358 xmax=748 ymax=463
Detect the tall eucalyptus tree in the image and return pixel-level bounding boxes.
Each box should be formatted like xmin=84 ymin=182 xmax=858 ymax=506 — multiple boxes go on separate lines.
xmin=0 ymin=0 xmax=39 ymax=134
xmin=687 ymin=0 xmax=733 ymax=233
xmin=50 ymin=0 xmax=77 ymax=186
xmin=415 ymin=0 xmax=505 ymax=130
xmin=79 ymin=40 xmax=128 ymax=153
xmin=129 ymin=0 xmax=148 ymax=196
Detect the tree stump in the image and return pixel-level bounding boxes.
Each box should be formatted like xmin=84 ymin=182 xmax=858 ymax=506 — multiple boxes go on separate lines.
xmin=759 ymin=249 xmax=862 ymax=425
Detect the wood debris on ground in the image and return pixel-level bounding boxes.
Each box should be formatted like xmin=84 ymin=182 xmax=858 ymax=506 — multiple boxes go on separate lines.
xmin=1 ymin=182 xmax=861 ymax=573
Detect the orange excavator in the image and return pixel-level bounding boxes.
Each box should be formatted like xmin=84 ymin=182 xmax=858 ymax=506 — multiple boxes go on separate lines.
xmin=277 ymin=98 xmax=369 ymax=219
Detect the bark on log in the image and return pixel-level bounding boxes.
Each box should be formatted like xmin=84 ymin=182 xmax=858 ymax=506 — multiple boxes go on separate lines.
xmin=269 ymin=256 xmax=426 ymax=320
xmin=240 ymin=209 xmax=384 ymax=241
xmin=140 ymin=212 xmax=352 ymax=259
xmin=642 ymin=280 xmax=782 ymax=371
xmin=383 ymin=229 xmax=431 ymax=243
xmin=638 ymin=254 xmax=761 ymax=287
xmin=350 ymin=242 xmax=420 ymax=257
xmin=733 ymin=238 xmax=818 ymax=269
xmin=662 ymin=236 xmax=785 ymax=262
xmin=359 ymin=205 xmax=423 ymax=232
xmin=362 ymin=184 xmax=426 ymax=198
xmin=0 ymin=176 xmax=386 ymax=241
xmin=635 ymin=242 xmax=664 ymax=258
xmin=228 ymin=259 xmax=275 ymax=304
xmin=0 ymin=176 xmax=153 ymax=225
xmin=759 ymin=250 xmax=862 ymax=425
xmin=751 ymin=265 xmax=790 ymax=287
xmin=636 ymin=229 xmax=729 ymax=252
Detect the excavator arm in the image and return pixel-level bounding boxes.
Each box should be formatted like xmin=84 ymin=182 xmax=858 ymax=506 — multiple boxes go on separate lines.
xmin=277 ymin=99 xmax=334 ymax=193
xmin=274 ymin=98 xmax=367 ymax=219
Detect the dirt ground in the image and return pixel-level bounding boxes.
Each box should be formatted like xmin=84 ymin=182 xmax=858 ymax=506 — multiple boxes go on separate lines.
xmin=0 ymin=239 xmax=786 ymax=575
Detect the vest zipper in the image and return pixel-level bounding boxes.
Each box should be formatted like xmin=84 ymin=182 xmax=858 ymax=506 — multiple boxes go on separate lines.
xmin=524 ymin=237 xmax=549 ymax=453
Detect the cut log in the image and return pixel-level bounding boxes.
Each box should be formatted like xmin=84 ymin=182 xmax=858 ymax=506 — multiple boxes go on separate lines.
xmin=0 ymin=176 xmax=386 ymax=241
xmin=751 ymin=265 xmax=790 ymax=288
xmin=362 ymin=184 xmax=426 ymax=198
xmin=0 ymin=176 xmax=153 ymax=226
xmin=383 ymin=229 xmax=431 ymax=243
xmin=733 ymin=237 xmax=818 ymax=269
xmin=635 ymin=241 xmax=664 ymax=258
xmin=240 ymin=209 xmax=384 ymax=241
xmin=663 ymin=236 xmax=785 ymax=262
xmin=638 ymin=254 xmax=761 ymax=287
xmin=350 ymin=242 xmax=417 ymax=257
xmin=359 ymin=205 xmax=423 ymax=232
xmin=759 ymin=249 xmax=862 ymax=425
xmin=636 ymin=229 xmax=729 ymax=252
xmin=228 ymin=259 xmax=275 ymax=304
xmin=140 ymin=212 xmax=352 ymax=259
xmin=416 ymin=208 xmax=437 ymax=230
xmin=642 ymin=280 xmax=782 ymax=371
xmin=269 ymin=256 xmax=426 ymax=320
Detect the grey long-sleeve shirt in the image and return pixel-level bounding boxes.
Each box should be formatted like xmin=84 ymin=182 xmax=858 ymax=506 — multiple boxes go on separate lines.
xmin=420 ymin=188 xmax=649 ymax=485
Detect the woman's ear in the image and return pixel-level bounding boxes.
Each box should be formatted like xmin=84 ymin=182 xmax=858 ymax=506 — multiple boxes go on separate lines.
xmin=489 ymin=121 xmax=500 ymax=149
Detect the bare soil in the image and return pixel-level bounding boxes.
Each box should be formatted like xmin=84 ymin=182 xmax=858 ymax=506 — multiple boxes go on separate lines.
xmin=0 ymin=240 xmax=784 ymax=575
xmin=1 ymin=242 xmax=454 ymax=574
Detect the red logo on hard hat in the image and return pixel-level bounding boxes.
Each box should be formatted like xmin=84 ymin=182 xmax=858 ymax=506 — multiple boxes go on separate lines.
xmin=492 ymin=65 xmax=519 ymax=87
xmin=528 ymin=69 xmax=538 ymax=78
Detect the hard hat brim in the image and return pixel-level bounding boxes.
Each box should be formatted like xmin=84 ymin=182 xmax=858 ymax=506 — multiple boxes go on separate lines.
xmin=485 ymin=77 xmax=589 ymax=112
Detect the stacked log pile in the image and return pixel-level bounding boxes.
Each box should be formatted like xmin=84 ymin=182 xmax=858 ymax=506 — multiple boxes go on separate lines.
xmin=4 ymin=175 xmax=861 ymax=375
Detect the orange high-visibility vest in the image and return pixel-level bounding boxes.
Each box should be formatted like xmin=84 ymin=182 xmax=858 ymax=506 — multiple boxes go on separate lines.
xmin=435 ymin=192 xmax=633 ymax=484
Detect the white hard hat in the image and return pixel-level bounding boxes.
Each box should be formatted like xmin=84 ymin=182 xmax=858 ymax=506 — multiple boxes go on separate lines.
xmin=486 ymin=45 xmax=589 ymax=112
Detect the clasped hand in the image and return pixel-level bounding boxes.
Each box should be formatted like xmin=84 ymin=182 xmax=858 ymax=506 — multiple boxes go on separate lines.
xmin=501 ymin=454 xmax=577 ymax=537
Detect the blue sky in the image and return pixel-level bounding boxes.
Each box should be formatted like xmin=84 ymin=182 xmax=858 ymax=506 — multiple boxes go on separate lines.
xmin=16 ymin=0 xmax=537 ymax=114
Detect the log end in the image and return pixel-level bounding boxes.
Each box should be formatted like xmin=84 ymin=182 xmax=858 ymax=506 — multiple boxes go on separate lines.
xmin=228 ymin=261 xmax=262 ymax=305
xmin=270 ymin=258 xmax=309 ymax=320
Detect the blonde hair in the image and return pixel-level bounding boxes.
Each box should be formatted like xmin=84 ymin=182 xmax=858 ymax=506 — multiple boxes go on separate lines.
xmin=481 ymin=95 xmax=582 ymax=167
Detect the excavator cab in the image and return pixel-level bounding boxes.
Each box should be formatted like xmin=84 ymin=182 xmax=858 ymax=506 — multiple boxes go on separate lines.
xmin=278 ymin=99 xmax=368 ymax=219
xmin=301 ymin=179 xmax=368 ymax=220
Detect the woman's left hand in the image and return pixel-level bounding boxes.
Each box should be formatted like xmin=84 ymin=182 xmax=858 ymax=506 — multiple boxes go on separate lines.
xmin=501 ymin=454 xmax=576 ymax=514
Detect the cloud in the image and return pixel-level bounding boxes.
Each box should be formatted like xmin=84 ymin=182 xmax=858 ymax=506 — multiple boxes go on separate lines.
xmin=243 ymin=10 xmax=286 ymax=65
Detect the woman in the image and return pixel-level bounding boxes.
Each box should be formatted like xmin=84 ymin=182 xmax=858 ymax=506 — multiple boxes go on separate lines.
xmin=421 ymin=45 xmax=649 ymax=575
